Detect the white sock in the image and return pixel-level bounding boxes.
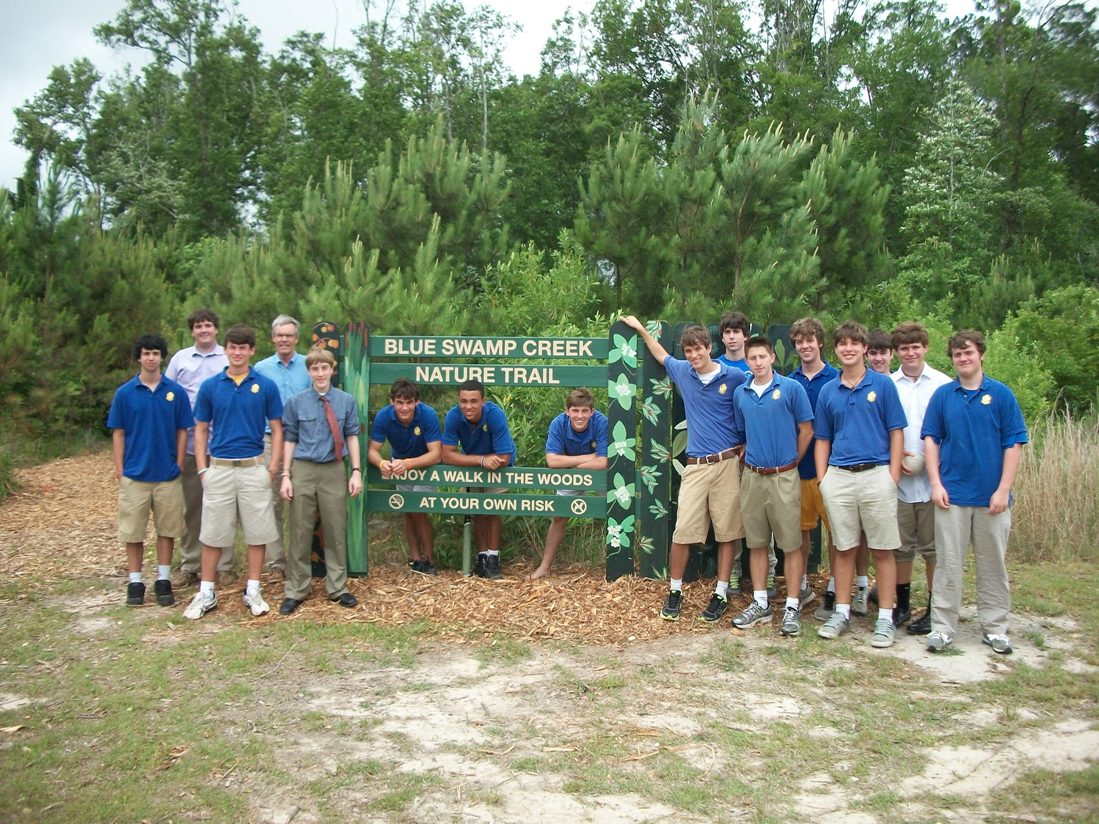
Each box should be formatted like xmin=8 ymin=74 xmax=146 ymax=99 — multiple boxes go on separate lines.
xmin=129 ymin=572 xmax=142 ymax=584
xmin=879 ymin=608 xmax=893 ymax=622
xmin=836 ymin=603 xmax=851 ymax=619
xmin=670 ymin=578 xmax=683 ymax=592
xmin=785 ymin=597 xmax=799 ymax=611
xmin=801 ymin=575 xmax=808 ymax=590
xmin=827 ymin=576 xmax=836 ymax=594
xmin=484 ymin=550 xmax=500 ymax=557
xmin=715 ymin=580 xmax=729 ymax=599
xmin=856 ymin=576 xmax=869 ymax=589
xmin=246 ymin=579 xmax=260 ymax=595
xmin=200 ymin=581 xmax=215 ymax=597
xmin=157 ymin=565 xmax=170 ymax=581
xmin=754 ymin=590 xmax=768 ymax=608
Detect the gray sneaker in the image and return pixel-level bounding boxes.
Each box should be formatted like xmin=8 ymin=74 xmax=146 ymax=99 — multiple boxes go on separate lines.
xmin=183 ymin=591 xmax=217 ymax=620
xmin=780 ymin=606 xmax=801 ymax=637
xmin=798 ymin=585 xmax=817 ymax=610
xmin=982 ymin=634 xmax=1013 ymax=655
xmin=927 ymin=631 xmax=953 ymax=652
xmin=814 ymin=590 xmax=836 ymax=621
xmin=732 ymin=601 xmax=773 ymax=629
xmin=817 ymin=611 xmax=850 ymax=639
xmin=851 ymin=587 xmax=869 ymax=616
xmin=870 ymin=616 xmax=896 ymax=648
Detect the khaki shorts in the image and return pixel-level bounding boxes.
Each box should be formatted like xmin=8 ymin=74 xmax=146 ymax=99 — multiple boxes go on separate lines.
xmin=672 ymin=459 xmax=743 ymax=544
xmin=199 ymin=463 xmax=279 ymax=548
xmin=117 ymin=476 xmax=185 ymax=542
xmin=897 ymin=500 xmax=936 ymax=563
xmin=741 ymin=468 xmax=802 ymax=551
xmin=799 ymin=478 xmax=831 ymax=533
xmin=818 ymin=465 xmax=899 ymax=552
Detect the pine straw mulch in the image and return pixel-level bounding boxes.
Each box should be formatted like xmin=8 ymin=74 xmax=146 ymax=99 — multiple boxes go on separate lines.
xmin=0 ymin=450 xmax=795 ymax=646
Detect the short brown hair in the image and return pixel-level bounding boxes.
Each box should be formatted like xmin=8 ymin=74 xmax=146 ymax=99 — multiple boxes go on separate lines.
xmin=680 ymin=325 xmax=711 ymax=350
xmin=719 ymin=311 xmax=750 ymax=335
xmin=389 ymin=378 xmax=420 ymax=401
xmin=832 ymin=321 xmax=869 ymax=348
xmin=789 ymin=317 xmax=825 ymax=346
xmin=187 ymin=308 xmax=219 ymax=330
xmin=224 ymin=324 xmax=256 ymax=347
xmin=305 ymin=347 xmax=336 ymax=368
xmin=868 ymin=329 xmax=892 ymax=351
xmin=947 ymin=329 xmax=986 ymax=356
xmin=891 ymin=322 xmax=929 ymax=349
xmin=745 ymin=335 xmax=773 ymax=355
xmin=565 ymin=388 xmax=595 ymax=409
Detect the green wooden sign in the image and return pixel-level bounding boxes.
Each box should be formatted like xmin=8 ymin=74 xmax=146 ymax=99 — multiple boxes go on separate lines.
xmin=365 ymin=465 xmax=605 ymax=491
xmin=366 ymin=489 xmax=607 ymax=519
xmin=371 ymin=336 xmax=609 ymax=360
xmin=371 ymin=362 xmax=606 ymax=387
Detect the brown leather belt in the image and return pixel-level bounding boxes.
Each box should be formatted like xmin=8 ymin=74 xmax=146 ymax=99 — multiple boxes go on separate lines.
xmin=744 ymin=460 xmax=798 ymax=476
xmin=836 ymin=462 xmax=882 ymax=473
xmin=209 ymin=456 xmax=264 ymax=468
xmin=685 ymin=448 xmax=739 ymax=466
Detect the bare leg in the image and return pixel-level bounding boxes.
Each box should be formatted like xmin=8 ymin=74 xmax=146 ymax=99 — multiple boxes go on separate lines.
xmin=126 ymin=542 xmax=144 ymax=573
xmin=715 ymin=539 xmax=735 ymax=584
xmin=200 ymin=543 xmax=220 ymax=583
xmin=412 ymin=514 xmax=435 ymax=563
xmin=832 ymin=547 xmax=856 ymax=606
xmin=896 ymin=559 xmax=913 ymax=587
xmin=247 ymin=544 xmax=266 ymax=581
xmin=748 ymin=546 xmax=769 ymax=594
xmin=784 ymin=547 xmax=806 ymax=605
xmin=532 ymin=517 xmax=568 ymax=579
xmin=156 ymin=536 xmax=174 ymax=567
xmin=871 ymin=548 xmax=896 ymax=610
xmin=856 ymin=534 xmax=870 ymax=578
xmin=402 ymin=513 xmax=422 ymax=560
xmin=669 ymin=541 xmax=690 ymax=580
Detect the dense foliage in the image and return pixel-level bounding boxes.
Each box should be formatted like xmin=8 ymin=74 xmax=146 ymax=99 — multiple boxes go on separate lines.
xmin=3 ymin=0 xmax=1098 ymax=462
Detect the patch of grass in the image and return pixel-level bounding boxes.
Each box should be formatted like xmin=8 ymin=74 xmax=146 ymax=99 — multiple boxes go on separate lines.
xmin=1004 ymin=764 xmax=1099 ymax=823
xmin=702 ymin=637 xmax=750 ymax=671
xmin=475 ymin=637 xmax=533 ymax=666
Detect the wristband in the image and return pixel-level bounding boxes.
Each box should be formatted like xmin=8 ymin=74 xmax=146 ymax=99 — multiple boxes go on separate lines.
xmin=197 ymin=467 xmax=208 ymax=475
xmin=479 ymin=456 xmax=485 ymax=468
xmin=351 ymin=468 xmax=361 ymax=473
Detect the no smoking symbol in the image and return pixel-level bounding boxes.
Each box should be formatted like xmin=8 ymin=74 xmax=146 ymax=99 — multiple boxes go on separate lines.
xmin=389 ymin=493 xmax=405 ymax=510
xmin=570 ymin=498 xmax=587 ymax=516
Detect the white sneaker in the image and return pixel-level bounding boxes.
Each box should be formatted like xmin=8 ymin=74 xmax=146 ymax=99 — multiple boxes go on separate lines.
xmin=243 ymin=589 xmax=270 ymax=617
xmin=183 ymin=591 xmax=217 ymax=620
xmin=851 ymin=587 xmax=869 ymax=616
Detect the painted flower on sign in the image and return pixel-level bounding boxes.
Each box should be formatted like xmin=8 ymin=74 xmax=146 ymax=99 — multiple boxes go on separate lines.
xmin=607 ymin=333 xmax=639 ymax=368
xmin=606 ymin=514 xmax=636 ymax=549
xmin=607 ymin=421 xmax=636 ymax=460
xmin=608 ymin=374 xmax=635 ymax=410
xmin=607 ymin=472 xmax=635 ymax=509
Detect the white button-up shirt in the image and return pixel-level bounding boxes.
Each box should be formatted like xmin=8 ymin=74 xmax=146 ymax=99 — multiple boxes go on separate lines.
xmin=892 ymin=363 xmax=952 ymax=503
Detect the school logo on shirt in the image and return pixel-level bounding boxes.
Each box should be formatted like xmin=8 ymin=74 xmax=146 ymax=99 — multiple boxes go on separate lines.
xmin=165 ymin=391 xmax=175 ymax=402
xmin=414 ymin=426 xmax=422 ymax=436
xmin=771 ymin=388 xmax=781 ymax=400
xmin=982 ymin=394 xmax=992 ymax=405
xmin=591 ymin=440 xmax=597 ymax=449
xmin=867 ymin=391 xmax=877 ymax=403
xmin=251 ymin=384 xmax=260 ymax=394
xmin=718 ymin=383 xmax=727 ymax=394
xmin=483 ymin=424 xmax=488 ymax=432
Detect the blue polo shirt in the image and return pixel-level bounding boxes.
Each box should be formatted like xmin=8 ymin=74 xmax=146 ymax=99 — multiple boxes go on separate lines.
xmin=194 ymin=368 xmax=283 ymax=459
xmin=545 ymin=411 xmax=609 ymax=457
xmin=732 ymin=374 xmax=813 ymax=469
xmin=442 ymin=401 xmax=517 ymax=464
xmin=716 ymin=354 xmax=751 ymax=374
xmin=254 ymin=352 xmax=311 ymax=402
xmin=663 ymin=357 xmax=746 ymax=457
xmin=814 ymin=369 xmax=907 ymax=466
xmin=922 ymin=376 xmax=1028 ymax=507
xmin=107 ymin=374 xmax=194 ymax=482
xmin=790 ymin=361 xmax=839 ymax=479
xmin=370 ymin=403 xmax=442 ymax=459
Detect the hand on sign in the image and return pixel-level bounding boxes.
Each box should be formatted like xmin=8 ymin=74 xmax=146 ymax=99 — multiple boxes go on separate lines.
xmin=482 ymin=454 xmax=507 ymax=471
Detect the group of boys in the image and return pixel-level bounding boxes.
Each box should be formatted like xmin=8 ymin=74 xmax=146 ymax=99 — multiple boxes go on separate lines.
xmin=109 ymin=312 xmax=362 ymax=620
xmin=624 ymin=313 xmax=1027 ymax=653
xmin=113 ymin=309 xmax=1027 ymax=653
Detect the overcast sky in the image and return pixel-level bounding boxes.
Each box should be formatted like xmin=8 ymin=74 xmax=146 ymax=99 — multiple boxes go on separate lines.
xmin=0 ymin=0 xmax=589 ymax=192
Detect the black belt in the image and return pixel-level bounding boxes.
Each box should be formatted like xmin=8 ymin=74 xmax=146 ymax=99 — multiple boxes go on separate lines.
xmin=835 ymin=462 xmax=883 ymax=473
xmin=685 ymin=448 xmax=740 ymax=466
xmin=744 ymin=460 xmax=798 ymax=476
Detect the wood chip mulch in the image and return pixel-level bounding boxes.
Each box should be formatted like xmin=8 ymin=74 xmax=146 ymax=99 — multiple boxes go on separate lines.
xmin=0 ymin=451 xmax=784 ymax=646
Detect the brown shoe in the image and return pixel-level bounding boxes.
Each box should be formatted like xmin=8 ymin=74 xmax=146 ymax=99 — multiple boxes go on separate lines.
xmin=216 ymin=570 xmax=239 ymax=589
xmin=266 ymin=567 xmax=285 ymax=583
xmin=170 ymin=569 xmax=199 ymax=589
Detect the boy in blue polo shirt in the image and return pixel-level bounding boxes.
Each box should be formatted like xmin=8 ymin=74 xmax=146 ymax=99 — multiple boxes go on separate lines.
xmin=108 ymin=334 xmax=194 ymax=607
xmin=185 ymin=325 xmax=284 ymax=620
xmin=922 ymin=330 xmax=1027 ymax=654
xmin=531 ymin=388 xmax=609 ymax=580
xmin=368 ymin=378 xmax=443 ymax=574
xmin=814 ymin=321 xmax=907 ymax=647
xmin=441 ymin=379 xmax=517 ymax=579
xmin=622 ymin=315 xmax=747 ymax=623
xmin=730 ymin=337 xmax=814 ymax=636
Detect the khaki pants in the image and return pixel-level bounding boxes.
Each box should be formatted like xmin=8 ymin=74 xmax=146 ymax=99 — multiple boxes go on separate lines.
xmin=931 ymin=505 xmax=1011 ymax=639
xmin=180 ymin=454 xmax=235 ymax=573
xmin=285 ymin=459 xmax=349 ymax=600
xmin=264 ymin=435 xmax=286 ymax=570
